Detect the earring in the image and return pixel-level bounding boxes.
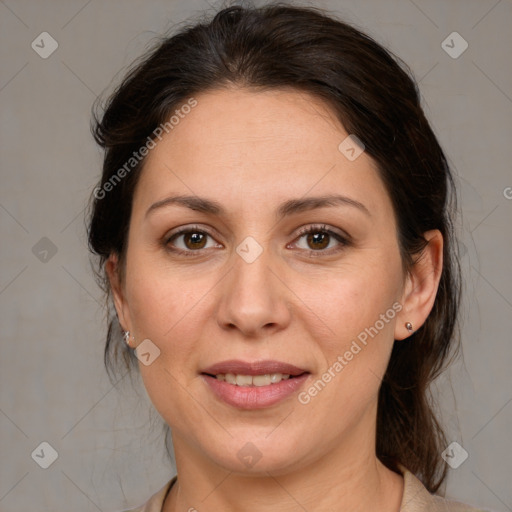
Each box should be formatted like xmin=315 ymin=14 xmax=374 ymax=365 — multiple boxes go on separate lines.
xmin=405 ymin=322 xmax=414 ymax=333
xmin=123 ymin=330 xmax=134 ymax=348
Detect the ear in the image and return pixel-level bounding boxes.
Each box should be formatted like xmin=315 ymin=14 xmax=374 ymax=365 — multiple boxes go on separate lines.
xmin=105 ymin=253 xmax=131 ymax=332
xmin=394 ymin=229 xmax=443 ymax=340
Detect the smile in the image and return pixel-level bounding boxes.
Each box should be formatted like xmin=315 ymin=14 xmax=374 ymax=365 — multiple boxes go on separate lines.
xmin=200 ymin=359 xmax=310 ymax=409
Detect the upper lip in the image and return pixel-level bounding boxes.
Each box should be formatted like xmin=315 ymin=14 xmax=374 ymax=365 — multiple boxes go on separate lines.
xmin=201 ymin=359 xmax=309 ymax=376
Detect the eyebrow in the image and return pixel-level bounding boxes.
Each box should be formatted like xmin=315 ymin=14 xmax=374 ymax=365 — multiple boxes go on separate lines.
xmin=145 ymin=193 xmax=371 ymax=219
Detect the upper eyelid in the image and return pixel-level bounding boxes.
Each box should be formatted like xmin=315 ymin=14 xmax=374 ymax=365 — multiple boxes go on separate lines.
xmin=165 ymin=223 xmax=349 ymax=248
xmin=294 ymin=224 xmax=348 ymax=238
xmin=166 ymin=223 xmax=345 ymax=238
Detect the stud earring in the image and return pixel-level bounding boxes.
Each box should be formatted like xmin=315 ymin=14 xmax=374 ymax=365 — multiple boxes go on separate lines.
xmin=123 ymin=330 xmax=134 ymax=348
xmin=405 ymin=322 xmax=414 ymax=333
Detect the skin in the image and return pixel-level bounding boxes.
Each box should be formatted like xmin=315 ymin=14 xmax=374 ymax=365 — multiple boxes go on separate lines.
xmin=106 ymin=87 xmax=443 ymax=512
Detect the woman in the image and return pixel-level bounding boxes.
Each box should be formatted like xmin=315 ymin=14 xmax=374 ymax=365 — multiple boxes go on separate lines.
xmin=88 ymin=4 xmax=488 ymax=511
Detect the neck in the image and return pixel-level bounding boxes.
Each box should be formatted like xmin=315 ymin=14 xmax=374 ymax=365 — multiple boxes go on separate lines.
xmin=163 ymin=427 xmax=403 ymax=512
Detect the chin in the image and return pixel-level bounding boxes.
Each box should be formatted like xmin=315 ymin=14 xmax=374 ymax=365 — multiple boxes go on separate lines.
xmin=203 ymin=433 xmax=308 ymax=475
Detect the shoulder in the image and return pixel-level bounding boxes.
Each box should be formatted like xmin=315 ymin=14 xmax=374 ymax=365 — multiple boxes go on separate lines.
xmin=118 ymin=476 xmax=176 ymax=512
xmin=399 ymin=465 xmax=489 ymax=512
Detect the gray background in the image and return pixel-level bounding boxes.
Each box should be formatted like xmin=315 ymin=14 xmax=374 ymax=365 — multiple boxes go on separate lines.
xmin=1 ymin=0 xmax=511 ymax=510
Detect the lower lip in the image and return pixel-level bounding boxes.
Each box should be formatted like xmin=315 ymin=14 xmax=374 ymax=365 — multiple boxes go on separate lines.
xmin=201 ymin=373 xmax=310 ymax=409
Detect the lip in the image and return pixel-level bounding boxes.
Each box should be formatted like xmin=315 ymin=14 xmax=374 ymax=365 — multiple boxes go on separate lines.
xmin=200 ymin=359 xmax=310 ymax=410
xmin=201 ymin=359 xmax=308 ymax=376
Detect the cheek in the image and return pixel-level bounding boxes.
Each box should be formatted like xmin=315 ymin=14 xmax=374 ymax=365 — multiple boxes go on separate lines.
xmin=125 ymin=266 xmax=208 ymax=427
xmin=125 ymin=248 xmax=196 ymax=333
xmin=293 ymin=253 xmax=402 ymax=350
xmin=123 ymin=255 xmax=205 ymax=383
xmin=293 ymin=253 xmax=402 ymax=411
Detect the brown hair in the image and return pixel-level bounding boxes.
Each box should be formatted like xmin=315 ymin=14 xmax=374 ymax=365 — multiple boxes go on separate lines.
xmin=88 ymin=3 xmax=461 ymax=492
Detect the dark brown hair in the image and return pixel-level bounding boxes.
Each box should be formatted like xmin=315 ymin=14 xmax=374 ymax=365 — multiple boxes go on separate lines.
xmin=88 ymin=2 xmax=461 ymax=493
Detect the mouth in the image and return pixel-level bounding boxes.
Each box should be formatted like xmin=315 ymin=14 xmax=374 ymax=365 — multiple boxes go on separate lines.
xmin=203 ymin=372 xmax=298 ymax=386
xmin=200 ymin=359 xmax=310 ymax=409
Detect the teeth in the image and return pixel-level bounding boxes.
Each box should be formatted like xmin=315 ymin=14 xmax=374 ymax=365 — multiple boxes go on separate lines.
xmin=225 ymin=373 xmax=236 ymax=384
xmin=215 ymin=373 xmax=291 ymax=386
xmin=235 ymin=374 xmax=253 ymax=386
xmin=253 ymin=374 xmax=272 ymax=386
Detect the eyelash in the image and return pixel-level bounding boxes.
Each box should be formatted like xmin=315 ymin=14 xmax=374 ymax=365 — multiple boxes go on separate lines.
xmin=163 ymin=224 xmax=350 ymax=258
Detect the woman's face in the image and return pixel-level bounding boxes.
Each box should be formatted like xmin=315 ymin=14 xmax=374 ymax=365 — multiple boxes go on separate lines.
xmin=109 ymin=87 xmax=427 ymax=475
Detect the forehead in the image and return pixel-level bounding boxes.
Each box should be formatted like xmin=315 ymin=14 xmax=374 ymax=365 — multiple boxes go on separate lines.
xmin=156 ymin=87 xmax=344 ymax=161
xmin=133 ymin=87 xmax=390 ymax=221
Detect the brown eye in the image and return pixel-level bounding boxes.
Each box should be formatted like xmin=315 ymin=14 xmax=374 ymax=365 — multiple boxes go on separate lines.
xmin=293 ymin=224 xmax=349 ymax=255
xmin=182 ymin=231 xmax=207 ymax=250
xmin=305 ymin=231 xmax=330 ymax=250
xmin=164 ymin=226 xmax=220 ymax=256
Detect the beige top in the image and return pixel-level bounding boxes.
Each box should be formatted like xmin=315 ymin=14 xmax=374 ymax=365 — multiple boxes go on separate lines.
xmin=122 ymin=466 xmax=488 ymax=512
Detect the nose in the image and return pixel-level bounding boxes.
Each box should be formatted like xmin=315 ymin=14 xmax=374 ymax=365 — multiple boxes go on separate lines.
xmin=216 ymin=245 xmax=292 ymax=339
